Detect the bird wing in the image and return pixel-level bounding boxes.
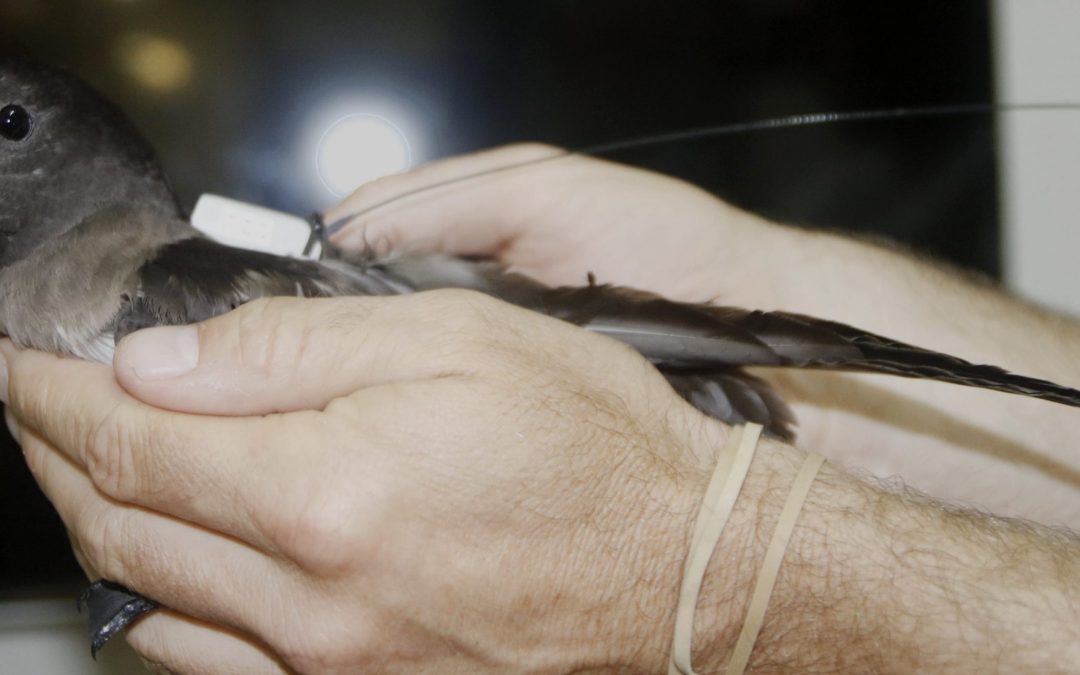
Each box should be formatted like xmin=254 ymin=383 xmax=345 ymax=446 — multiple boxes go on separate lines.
xmin=381 ymin=253 xmax=1080 ymax=412
xmin=114 ymin=237 xmax=402 ymax=340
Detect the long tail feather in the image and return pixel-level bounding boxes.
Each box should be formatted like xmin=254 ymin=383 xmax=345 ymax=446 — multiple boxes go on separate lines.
xmin=261 ymin=252 xmax=1080 ymax=435
xmin=763 ymin=311 xmax=1080 ymax=406
xmin=377 ymin=255 xmax=1080 ymax=409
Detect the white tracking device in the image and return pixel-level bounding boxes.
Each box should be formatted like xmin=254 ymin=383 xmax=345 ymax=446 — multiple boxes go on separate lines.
xmin=190 ymin=194 xmax=323 ymax=260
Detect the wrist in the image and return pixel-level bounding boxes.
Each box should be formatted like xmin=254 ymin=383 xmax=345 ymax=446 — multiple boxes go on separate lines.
xmin=611 ymin=412 xmax=826 ymax=673
xmin=668 ymin=427 xmax=884 ymax=673
xmin=596 ymin=413 xmax=726 ymax=673
xmin=694 ymin=437 xmax=1080 ymax=673
xmin=681 ymin=433 xmax=815 ymax=672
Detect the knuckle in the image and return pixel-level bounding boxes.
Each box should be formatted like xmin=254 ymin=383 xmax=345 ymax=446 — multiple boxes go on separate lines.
xmin=79 ymin=508 xmax=131 ymax=582
xmin=232 ymin=297 xmax=307 ymax=377
xmin=85 ymin=405 xmax=140 ymax=499
xmin=272 ymin=489 xmax=359 ymax=576
xmin=88 ymin=408 xmax=200 ymax=507
xmin=8 ymin=365 xmax=53 ymax=427
xmin=86 ymin=409 xmax=193 ymax=506
xmin=418 ymin=288 xmax=506 ymax=350
xmin=231 ymin=297 xmax=377 ymax=382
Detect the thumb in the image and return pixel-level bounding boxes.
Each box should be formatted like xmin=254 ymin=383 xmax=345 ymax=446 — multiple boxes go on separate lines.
xmin=113 ymin=294 xmax=463 ymax=416
xmin=323 ymin=143 xmax=564 ymax=257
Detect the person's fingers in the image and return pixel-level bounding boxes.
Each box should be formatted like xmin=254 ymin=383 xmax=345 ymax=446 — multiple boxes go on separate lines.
xmin=323 ymin=143 xmax=566 ymax=255
xmin=3 ymin=292 xmax=544 ymax=558
xmin=18 ymin=425 xmax=293 ymax=641
xmin=69 ymin=532 xmax=98 ymax=579
xmin=127 ymin=611 xmax=290 ymax=675
xmin=1 ymin=342 xmax=319 ymax=548
xmin=112 ymin=292 xmax=513 ymax=416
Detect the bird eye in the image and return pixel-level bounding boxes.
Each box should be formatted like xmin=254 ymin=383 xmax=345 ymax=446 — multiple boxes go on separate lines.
xmin=1 ymin=104 xmax=32 ymax=141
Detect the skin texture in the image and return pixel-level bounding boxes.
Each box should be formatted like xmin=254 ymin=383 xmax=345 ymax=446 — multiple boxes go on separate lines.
xmin=2 ymin=148 xmax=1080 ymax=672
xmin=4 ymin=292 xmax=722 ymax=673
xmin=4 ymin=295 xmax=1080 ymax=673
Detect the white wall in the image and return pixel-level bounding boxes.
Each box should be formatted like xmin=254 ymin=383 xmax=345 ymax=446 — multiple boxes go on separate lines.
xmin=994 ymin=0 xmax=1080 ymax=316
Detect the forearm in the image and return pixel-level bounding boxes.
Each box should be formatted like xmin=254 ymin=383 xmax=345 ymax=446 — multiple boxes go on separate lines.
xmin=714 ymin=218 xmax=1080 ymax=522
xmin=682 ymin=436 xmax=1080 ymax=673
xmin=769 ymin=226 xmax=1080 ymax=382
xmin=688 ymin=437 xmax=1080 ymax=673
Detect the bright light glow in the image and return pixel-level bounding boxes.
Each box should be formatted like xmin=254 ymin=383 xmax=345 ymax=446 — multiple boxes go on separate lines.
xmin=316 ymin=114 xmax=412 ymax=197
xmin=298 ymin=89 xmax=431 ymax=205
xmin=115 ymin=32 xmax=193 ymax=93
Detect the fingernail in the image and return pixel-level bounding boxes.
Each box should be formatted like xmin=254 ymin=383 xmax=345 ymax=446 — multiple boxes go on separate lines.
xmin=122 ymin=326 xmax=200 ymax=380
xmin=0 ymin=352 xmax=7 ymax=405
xmin=5 ymin=408 xmax=19 ymax=440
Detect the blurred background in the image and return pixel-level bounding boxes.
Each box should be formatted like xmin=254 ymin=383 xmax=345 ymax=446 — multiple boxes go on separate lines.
xmin=0 ymin=0 xmax=1076 ymax=672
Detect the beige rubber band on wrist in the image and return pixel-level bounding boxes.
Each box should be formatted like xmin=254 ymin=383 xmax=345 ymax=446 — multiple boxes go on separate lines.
xmin=668 ymin=423 xmax=825 ymax=675
xmin=726 ymin=450 xmax=824 ymax=674
xmin=669 ymin=423 xmax=761 ymax=675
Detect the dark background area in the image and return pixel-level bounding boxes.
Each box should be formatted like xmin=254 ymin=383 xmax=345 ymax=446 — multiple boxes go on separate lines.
xmin=1 ymin=0 xmax=996 ymax=596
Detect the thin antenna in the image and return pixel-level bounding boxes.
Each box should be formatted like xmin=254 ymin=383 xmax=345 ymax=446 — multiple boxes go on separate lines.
xmin=322 ymin=102 xmax=1080 ymax=237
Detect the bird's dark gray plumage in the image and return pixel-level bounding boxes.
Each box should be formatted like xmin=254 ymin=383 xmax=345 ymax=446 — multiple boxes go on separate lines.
xmin=4 ymin=58 xmax=1080 ymax=657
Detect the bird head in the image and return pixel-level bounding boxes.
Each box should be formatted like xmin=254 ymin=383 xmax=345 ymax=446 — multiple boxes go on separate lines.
xmin=0 ymin=58 xmax=181 ymax=267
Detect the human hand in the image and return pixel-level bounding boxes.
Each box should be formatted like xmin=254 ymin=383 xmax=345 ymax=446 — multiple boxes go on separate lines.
xmin=324 ymin=144 xmax=794 ymax=309
xmin=324 ymin=146 xmax=1080 ymax=526
xmin=1 ymin=292 xmax=732 ymax=673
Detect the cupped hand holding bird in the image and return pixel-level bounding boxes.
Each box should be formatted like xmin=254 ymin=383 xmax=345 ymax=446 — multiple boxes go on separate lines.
xmin=2 ymin=291 xmax=729 ymax=674
xmin=325 ymin=143 xmax=790 ymax=310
